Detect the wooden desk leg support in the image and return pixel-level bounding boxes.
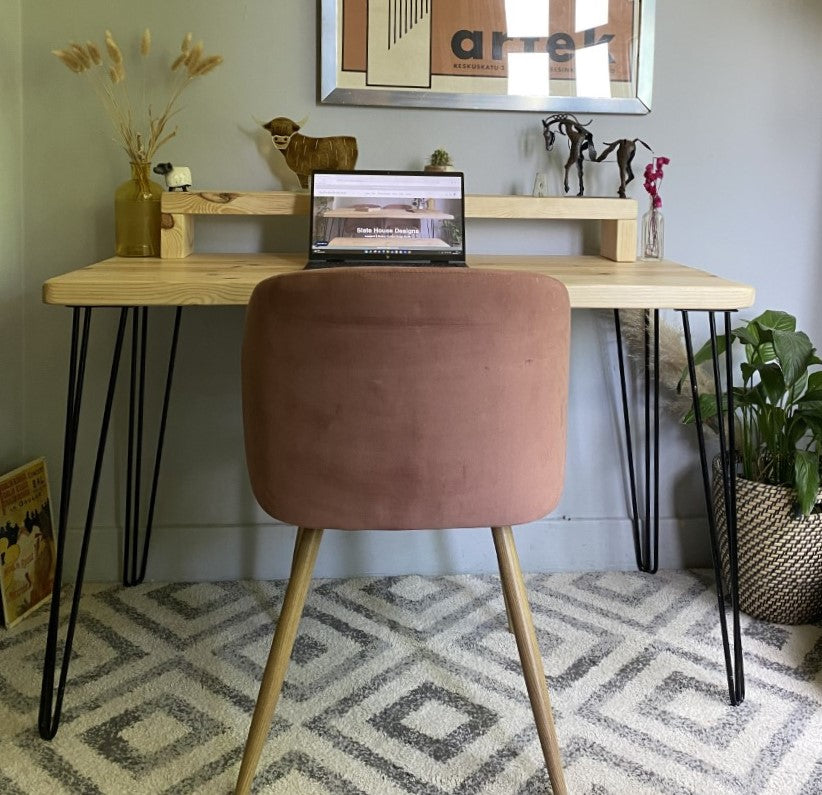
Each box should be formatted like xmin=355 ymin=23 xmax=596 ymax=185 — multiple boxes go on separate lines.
xmin=160 ymin=212 xmax=194 ymax=259
xmin=601 ymin=219 xmax=638 ymax=262
xmin=38 ymin=306 xmax=182 ymax=739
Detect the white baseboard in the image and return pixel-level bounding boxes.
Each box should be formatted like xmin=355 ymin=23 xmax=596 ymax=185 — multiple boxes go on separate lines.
xmin=66 ymin=517 xmax=711 ymax=582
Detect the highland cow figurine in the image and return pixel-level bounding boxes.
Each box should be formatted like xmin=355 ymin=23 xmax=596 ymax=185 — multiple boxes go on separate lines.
xmin=262 ymin=116 xmax=358 ymax=188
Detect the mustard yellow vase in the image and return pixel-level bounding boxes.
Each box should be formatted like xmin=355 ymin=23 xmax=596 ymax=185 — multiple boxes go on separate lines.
xmin=114 ymin=161 xmax=163 ymax=257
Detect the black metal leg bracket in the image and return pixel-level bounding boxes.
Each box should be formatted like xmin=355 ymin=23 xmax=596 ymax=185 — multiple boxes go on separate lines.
xmin=680 ymin=309 xmax=744 ymax=706
xmin=39 ymin=306 xmax=182 ymax=739
xmin=614 ymin=308 xmax=660 ymax=573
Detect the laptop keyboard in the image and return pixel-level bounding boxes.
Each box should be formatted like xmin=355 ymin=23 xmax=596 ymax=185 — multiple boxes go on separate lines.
xmin=305 ymin=260 xmax=467 ymax=270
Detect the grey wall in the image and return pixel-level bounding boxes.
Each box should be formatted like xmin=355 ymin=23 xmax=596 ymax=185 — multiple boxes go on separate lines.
xmin=11 ymin=1 xmax=822 ymax=580
xmin=1 ymin=0 xmax=24 ymax=475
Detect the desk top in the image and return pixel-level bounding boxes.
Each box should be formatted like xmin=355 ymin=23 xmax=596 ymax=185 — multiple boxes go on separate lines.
xmin=42 ymin=254 xmax=755 ymax=310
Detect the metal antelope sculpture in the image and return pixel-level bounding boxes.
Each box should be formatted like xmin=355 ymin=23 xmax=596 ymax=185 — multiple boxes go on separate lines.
xmin=595 ymin=138 xmax=653 ymax=198
xmin=541 ymin=114 xmax=598 ymax=196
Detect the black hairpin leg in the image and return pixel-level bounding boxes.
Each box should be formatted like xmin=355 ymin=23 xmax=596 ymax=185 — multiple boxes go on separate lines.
xmin=39 ymin=307 xmax=129 ymax=739
xmin=614 ymin=309 xmax=660 ymax=573
xmin=681 ymin=309 xmax=744 ymax=705
xmin=122 ymin=306 xmax=182 ymax=586
xmin=39 ymin=305 xmax=182 ymax=739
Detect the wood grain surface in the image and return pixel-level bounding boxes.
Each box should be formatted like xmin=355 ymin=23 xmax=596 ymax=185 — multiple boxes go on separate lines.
xmin=43 ymin=254 xmax=755 ymax=310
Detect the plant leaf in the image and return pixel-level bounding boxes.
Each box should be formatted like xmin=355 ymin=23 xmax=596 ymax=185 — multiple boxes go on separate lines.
xmin=791 ymin=371 xmax=810 ymax=401
xmin=731 ymin=383 xmax=767 ymax=411
xmin=753 ymin=341 xmax=776 ymax=364
xmin=740 ymin=362 xmax=757 ymax=383
xmin=753 ymin=310 xmax=797 ymax=333
xmin=794 ymin=449 xmax=820 ymax=516
xmin=681 ymin=392 xmax=722 ymax=425
xmin=802 ymin=415 xmax=822 ymax=441
xmin=773 ymin=329 xmax=814 ymax=387
xmin=785 ymin=415 xmax=809 ymax=446
xmin=796 ymin=389 xmax=822 ymax=414
xmin=733 ymin=325 xmax=760 ymax=347
xmin=758 ymin=362 xmax=786 ymax=404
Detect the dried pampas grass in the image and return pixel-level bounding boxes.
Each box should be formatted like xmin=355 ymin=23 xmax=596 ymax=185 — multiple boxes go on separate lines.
xmin=615 ymin=309 xmax=718 ymax=429
xmin=52 ymin=28 xmax=223 ymax=165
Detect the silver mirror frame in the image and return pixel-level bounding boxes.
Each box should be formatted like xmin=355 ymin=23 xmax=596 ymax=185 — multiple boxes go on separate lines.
xmin=319 ymin=0 xmax=655 ymax=114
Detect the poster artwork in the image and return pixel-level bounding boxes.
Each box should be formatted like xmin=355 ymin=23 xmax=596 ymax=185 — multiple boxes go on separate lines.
xmin=0 ymin=459 xmax=56 ymax=629
xmin=340 ymin=0 xmax=636 ymax=92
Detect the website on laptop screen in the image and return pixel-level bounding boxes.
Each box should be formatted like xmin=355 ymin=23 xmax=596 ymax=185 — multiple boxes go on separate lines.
xmin=310 ymin=171 xmax=465 ymax=260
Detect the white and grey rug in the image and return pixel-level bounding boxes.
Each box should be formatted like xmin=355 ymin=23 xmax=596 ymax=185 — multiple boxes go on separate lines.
xmin=1 ymin=570 xmax=821 ymax=794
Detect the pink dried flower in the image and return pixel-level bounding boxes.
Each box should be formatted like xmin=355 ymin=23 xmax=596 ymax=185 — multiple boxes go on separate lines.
xmin=643 ymin=155 xmax=669 ymax=209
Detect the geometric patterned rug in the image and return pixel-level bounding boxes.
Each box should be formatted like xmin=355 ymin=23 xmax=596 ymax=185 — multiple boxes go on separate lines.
xmin=1 ymin=570 xmax=821 ymax=794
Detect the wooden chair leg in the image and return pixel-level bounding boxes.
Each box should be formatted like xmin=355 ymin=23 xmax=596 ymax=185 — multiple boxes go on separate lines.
xmin=492 ymin=526 xmax=567 ymax=795
xmin=290 ymin=527 xmax=304 ymax=577
xmin=235 ymin=527 xmax=324 ymax=795
xmin=501 ymin=581 xmax=515 ymax=634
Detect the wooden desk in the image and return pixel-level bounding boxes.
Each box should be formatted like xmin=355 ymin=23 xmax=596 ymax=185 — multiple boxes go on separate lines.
xmin=39 ymin=198 xmax=753 ymax=741
xmin=43 ymin=254 xmax=754 ymax=310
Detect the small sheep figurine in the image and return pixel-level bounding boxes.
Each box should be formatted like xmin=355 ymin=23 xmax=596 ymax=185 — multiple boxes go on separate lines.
xmin=153 ymin=162 xmax=191 ymax=191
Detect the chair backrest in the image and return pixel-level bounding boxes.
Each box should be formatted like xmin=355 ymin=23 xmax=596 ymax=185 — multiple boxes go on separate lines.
xmin=242 ymin=267 xmax=570 ymax=531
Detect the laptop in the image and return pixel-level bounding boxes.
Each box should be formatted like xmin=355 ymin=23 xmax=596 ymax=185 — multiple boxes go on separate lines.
xmin=305 ymin=169 xmax=467 ymax=269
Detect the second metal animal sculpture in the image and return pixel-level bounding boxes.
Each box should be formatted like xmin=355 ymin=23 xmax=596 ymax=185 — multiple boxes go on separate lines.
xmin=541 ymin=114 xmax=598 ymax=196
xmin=595 ymin=138 xmax=653 ymax=198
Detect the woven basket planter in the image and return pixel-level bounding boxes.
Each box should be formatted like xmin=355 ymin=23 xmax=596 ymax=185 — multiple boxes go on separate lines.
xmin=712 ymin=457 xmax=822 ymax=624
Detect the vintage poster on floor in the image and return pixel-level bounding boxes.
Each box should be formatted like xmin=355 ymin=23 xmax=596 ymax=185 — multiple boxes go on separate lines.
xmin=0 ymin=458 xmax=56 ymax=628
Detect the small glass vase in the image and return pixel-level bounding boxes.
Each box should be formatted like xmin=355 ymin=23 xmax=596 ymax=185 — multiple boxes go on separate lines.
xmin=641 ymin=207 xmax=664 ymax=260
xmin=114 ymin=161 xmax=163 ymax=257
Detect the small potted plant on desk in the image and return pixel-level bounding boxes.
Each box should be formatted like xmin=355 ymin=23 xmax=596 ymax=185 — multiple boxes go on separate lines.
xmin=425 ymin=148 xmax=454 ymax=172
xmin=682 ymin=310 xmax=822 ymax=624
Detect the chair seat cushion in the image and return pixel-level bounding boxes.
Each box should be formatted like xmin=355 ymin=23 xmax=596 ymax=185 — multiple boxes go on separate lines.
xmin=242 ymin=268 xmax=570 ymax=530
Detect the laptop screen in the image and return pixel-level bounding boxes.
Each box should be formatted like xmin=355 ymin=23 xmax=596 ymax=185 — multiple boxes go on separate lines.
xmin=309 ymin=170 xmax=465 ymax=264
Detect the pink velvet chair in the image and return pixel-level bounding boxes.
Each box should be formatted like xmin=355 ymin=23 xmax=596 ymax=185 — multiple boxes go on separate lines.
xmin=237 ymin=267 xmax=571 ymax=794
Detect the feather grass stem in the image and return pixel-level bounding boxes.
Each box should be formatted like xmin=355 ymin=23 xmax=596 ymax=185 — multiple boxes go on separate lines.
xmin=52 ymin=28 xmax=222 ymax=165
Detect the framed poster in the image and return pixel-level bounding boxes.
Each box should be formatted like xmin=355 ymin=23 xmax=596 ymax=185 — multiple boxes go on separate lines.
xmin=319 ymin=0 xmax=655 ymax=114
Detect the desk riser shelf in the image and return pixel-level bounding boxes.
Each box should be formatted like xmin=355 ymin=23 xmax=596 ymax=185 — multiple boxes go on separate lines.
xmin=160 ymin=191 xmax=638 ymax=263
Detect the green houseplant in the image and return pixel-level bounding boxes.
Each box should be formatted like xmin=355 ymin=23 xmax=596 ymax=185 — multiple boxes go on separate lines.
xmin=683 ymin=310 xmax=822 ymax=514
xmin=682 ymin=309 xmax=822 ymax=623
xmin=425 ymin=148 xmax=454 ymax=172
